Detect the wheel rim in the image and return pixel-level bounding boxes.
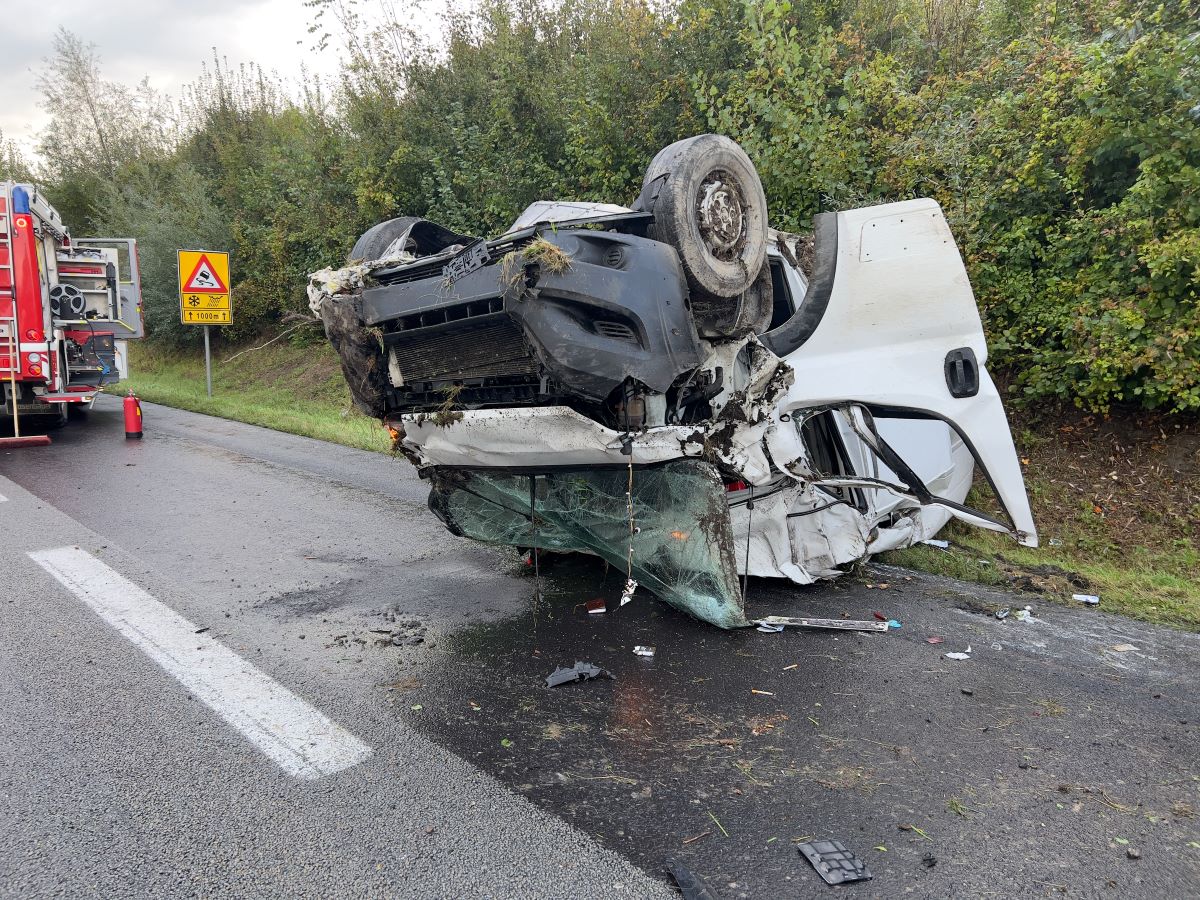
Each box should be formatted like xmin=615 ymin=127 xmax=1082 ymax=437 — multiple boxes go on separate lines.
xmin=696 ymin=170 xmax=747 ymax=261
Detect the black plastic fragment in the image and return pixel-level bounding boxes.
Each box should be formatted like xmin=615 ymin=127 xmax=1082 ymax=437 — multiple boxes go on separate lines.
xmin=664 ymin=858 xmax=721 ymax=900
xmin=545 ymin=661 xmax=614 ymax=688
xmin=796 ymin=840 xmax=873 ymax=885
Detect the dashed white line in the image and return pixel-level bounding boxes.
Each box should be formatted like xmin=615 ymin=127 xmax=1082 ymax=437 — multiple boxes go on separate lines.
xmin=28 ymin=546 xmax=372 ymax=780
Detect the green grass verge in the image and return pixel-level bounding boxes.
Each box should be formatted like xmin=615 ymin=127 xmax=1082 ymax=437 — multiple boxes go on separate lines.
xmin=115 ymin=339 xmax=392 ymax=454
xmin=881 ymin=517 xmax=1200 ymax=631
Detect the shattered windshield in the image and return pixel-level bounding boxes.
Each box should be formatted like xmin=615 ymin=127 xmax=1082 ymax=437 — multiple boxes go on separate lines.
xmin=428 ymin=461 xmax=748 ymax=629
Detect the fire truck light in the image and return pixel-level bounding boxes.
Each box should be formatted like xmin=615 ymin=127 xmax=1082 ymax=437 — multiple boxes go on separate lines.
xmin=29 ymin=364 xmax=43 ymax=376
xmin=26 ymin=329 xmax=42 ymax=340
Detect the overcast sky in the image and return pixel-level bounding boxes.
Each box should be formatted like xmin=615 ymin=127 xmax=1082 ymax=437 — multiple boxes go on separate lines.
xmin=0 ymin=0 xmax=421 ymax=157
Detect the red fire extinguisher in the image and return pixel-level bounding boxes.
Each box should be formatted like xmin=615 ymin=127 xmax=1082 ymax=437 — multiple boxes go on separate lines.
xmin=124 ymin=390 xmax=143 ymax=440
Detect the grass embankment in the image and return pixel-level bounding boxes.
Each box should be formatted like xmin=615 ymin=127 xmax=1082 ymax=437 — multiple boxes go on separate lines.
xmin=122 ymin=337 xmax=1200 ymax=631
xmin=118 ymin=338 xmax=391 ymax=453
xmin=881 ymin=413 xmax=1200 ymax=631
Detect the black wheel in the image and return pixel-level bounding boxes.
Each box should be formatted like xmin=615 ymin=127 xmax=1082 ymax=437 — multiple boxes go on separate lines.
xmin=349 ymin=216 xmax=423 ymax=263
xmin=639 ymin=134 xmax=770 ymax=337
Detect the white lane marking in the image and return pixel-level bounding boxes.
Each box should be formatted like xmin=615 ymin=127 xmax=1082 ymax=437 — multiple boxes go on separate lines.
xmin=0 ymin=493 xmax=7 ymax=502
xmin=28 ymin=546 xmax=372 ymax=780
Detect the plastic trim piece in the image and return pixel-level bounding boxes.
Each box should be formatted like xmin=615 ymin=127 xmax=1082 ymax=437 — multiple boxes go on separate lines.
xmin=761 ymin=211 xmax=837 ymax=356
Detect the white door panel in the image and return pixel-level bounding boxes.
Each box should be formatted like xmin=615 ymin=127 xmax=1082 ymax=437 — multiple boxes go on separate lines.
xmin=778 ymin=199 xmax=1037 ymax=546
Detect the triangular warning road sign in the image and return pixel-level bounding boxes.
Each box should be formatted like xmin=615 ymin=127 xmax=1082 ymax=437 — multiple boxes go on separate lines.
xmin=183 ymin=254 xmax=229 ymax=293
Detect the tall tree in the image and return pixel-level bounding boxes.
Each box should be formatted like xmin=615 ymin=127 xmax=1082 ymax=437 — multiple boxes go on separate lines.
xmin=35 ymin=28 xmax=176 ymax=227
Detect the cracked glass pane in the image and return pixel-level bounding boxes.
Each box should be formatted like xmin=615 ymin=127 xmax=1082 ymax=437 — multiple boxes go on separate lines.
xmin=428 ymin=460 xmax=747 ymax=628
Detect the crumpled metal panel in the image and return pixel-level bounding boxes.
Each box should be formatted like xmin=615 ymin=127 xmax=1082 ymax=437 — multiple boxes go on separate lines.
xmin=427 ymin=461 xmax=748 ymax=629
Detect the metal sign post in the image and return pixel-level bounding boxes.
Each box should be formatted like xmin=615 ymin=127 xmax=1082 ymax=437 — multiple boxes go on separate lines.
xmin=203 ymin=326 xmax=212 ymax=397
xmin=177 ymin=250 xmax=231 ymax=397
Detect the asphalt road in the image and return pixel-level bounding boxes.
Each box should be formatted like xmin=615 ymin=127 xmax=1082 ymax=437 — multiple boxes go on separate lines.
xmin=2 ymin=398 xmax=1198 ymax=898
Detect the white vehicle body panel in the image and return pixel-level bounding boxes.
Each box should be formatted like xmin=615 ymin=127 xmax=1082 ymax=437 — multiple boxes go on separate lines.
xmin=772 ymin=199 xmax=1036 ymax=546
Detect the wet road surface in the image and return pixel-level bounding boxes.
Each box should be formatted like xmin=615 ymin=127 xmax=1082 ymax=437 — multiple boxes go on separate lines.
xmin=2 ymin=398 xmax=1198 ymax=898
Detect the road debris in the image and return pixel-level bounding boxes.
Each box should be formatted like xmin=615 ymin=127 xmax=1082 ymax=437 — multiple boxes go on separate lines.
xmin=1110 ymin=643 xmax=1139 ymax=653
xmin=1073 ymin=593 xmax=1100 ymax=606
xmin=945 ymin=645 xmax=972 ymax=661
xmin=633 ymin=645 xmax=656 ymax=657
xmin=619 ymin=577 xmax=638 ymax=607
xmin=682 ymin=831 xmax=711 ymax=845
xmin=545 ymin=661 xmax=614 ymax=688
xmin=751 ymin=689 xmax=775 ymax=696
xmin=925 ymin=636 xmax=944 ymax=644
xmin=1015 ymin=605 xmax=1035 ymax=622
xmin=995 ymin=607 xmax=1010 ymax=620
xmin=665 ymin=858 xmax=722 ymax=900
xmin=796 ymin=839 xmax=873 ymax=885
xmin=923 ymin=539 xmax=950 ymax=549
xmin=707 ymin=811 xmax=730 ymax=837
xmin=754 ymin=616 xmax=889 ymax=633
xmin=586 ymin=598 xmax=607 ymax=614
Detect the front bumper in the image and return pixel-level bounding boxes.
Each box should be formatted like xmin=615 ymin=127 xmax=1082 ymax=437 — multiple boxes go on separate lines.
xmin=357 ymin=229 xmax=705 ymax=413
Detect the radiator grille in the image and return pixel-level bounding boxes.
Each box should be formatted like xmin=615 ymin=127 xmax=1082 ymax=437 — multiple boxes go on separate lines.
xmin=389 ymin=317 xmax=537 ymax=384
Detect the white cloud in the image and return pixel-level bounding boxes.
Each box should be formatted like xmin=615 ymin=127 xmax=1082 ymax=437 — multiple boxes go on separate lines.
xmin=0 ymin=0 xmax=344 ymax=156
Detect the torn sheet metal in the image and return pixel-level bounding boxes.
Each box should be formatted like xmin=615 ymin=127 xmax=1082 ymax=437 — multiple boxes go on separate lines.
xmin=428 ymin=461 xmax=748 ymax=629
xmin=754 ymin=615 xmax=889 ymax=633
xmin=314 ymin=184 xmax=1038 ymax=630
xmin=401 ymin=335 xmax=792 ymax=489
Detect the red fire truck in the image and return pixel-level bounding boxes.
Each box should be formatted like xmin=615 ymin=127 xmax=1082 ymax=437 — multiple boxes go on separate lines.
xmin=1 ymin=182 xmax=144 ymax=431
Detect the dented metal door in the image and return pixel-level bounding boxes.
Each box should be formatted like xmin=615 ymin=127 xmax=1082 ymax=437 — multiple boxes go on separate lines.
xmin=768 ymin=198 xmax=1037 ymax=546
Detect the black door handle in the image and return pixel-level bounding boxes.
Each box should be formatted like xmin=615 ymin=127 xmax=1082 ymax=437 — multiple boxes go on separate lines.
xmin=944 ymin=347 xmax=980 ymax=398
